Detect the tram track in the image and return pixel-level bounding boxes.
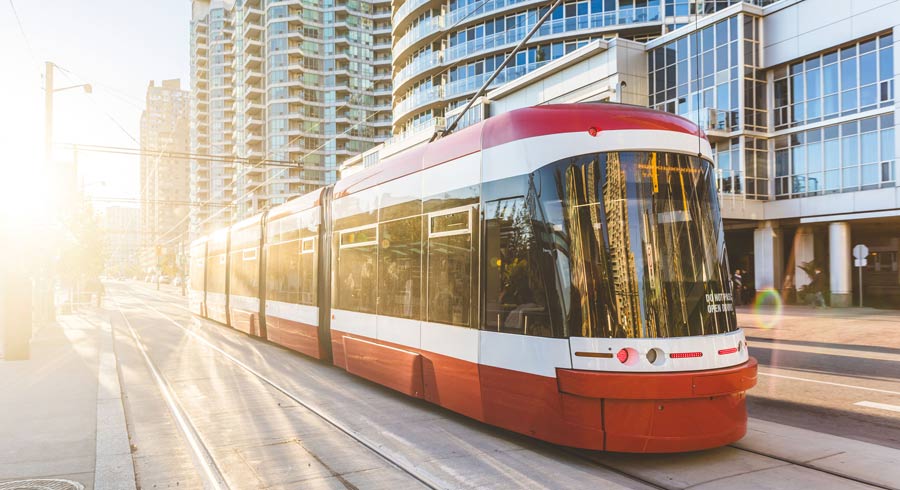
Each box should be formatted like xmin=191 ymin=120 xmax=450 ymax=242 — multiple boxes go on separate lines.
xmin=118 ymin=284 xmax=449 ymax=490
xmin=726 ymin=444 xmax=893 ymax=490
xmin=120 ymin=282 xmax=893 ymax=489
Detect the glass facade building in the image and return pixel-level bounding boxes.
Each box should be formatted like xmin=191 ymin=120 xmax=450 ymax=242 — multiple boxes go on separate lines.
xmin=379 ymin=0 xmax=900 ymax=306
xmin=391 ymin=0 xmax=768 ymax=136
xmin=189 ymin=0 xmax=392 ymax=236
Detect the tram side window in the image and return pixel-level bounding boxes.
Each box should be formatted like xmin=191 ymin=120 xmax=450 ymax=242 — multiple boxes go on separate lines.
xmin=266 ymin=235 xmax=300 ymax=304
xmin=207 ymin=252 xmax=226 ymax=295
xmin=190 ymin=249 xmax=205 ymax=292
xmin=298 ymin=236 xmax=317 ymax=306
xmin=335 ymin=226 xmax=377 ymax=313
xmin=426 ymin=207 xmax=474 ymax=327
xmin=230 ymin=244 xmax=259 ymax=298
xmin=483 ymin=187 xmax=554 ymax=337
xmin=377 ymin=217 xmax=422 ymax=319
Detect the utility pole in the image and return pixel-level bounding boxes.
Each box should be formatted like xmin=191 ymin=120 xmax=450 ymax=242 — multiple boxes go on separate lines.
xmin=180 ymin=241 xmax=186 ymax=297
xmin=9 ymin=62 xmax=59 ymax=360
xmin=45 ymin=62 xmax=54 ymax=167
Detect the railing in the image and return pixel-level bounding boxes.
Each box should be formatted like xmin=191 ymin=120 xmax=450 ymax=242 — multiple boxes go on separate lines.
xmin=395 ymin=16 xmax=444 ymax=54
xmin=395 ymin=86 xmax=443 ymax=117
xmin=445 ymin=5 xmax=661 ymax=63
xmin=394 ymin=0 xmax=433 ymax=24
xmin=396 ymin=52 xmax=442 ymax=87
xmin=445 ymin=61 xmax=546 ymax=98
xmin=385 ymin=116 xmax=447 ymax=147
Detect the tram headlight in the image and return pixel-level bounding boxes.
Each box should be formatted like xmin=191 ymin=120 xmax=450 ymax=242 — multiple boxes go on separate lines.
xmin=616 ymin=348 xmax=629 ymax=364
xmin=646 ymin=347 xmax=666 ymax=366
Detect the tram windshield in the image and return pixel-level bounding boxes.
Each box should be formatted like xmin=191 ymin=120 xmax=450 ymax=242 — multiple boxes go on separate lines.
xmin=484 ymin=151 xmax=736 ymax=339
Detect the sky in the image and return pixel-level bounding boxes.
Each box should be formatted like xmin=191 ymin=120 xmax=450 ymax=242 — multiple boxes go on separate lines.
xmin=0 ymin=0 xmax=191 ymax=211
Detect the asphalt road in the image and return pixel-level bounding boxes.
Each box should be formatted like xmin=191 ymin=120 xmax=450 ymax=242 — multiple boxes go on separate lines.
xmin=739 ymin=306 xmax=900 ymax=449
xmin=106 ymin=281 xmax=900 ymax=489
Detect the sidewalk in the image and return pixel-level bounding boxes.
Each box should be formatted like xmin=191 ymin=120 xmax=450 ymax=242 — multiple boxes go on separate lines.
xmin=0 ymin=310 xmax=135 ymax=490
xmin=737 ymin=304 xmax=900 ymax=349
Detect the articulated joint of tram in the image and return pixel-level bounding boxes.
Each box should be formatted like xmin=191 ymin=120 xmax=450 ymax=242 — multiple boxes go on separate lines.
xmin=555 ymin=358 xmax=758 ymax=453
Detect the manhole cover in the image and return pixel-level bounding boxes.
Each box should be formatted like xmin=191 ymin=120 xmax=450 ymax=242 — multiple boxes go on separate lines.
xmin=0 ymin=480 xmax=84 ymax=490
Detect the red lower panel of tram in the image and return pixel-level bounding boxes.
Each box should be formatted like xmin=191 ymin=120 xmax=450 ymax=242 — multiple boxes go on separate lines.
xmin=330 ymin=329 xmax=757 ymax=453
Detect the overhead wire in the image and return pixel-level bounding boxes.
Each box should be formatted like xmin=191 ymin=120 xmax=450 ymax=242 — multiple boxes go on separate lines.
xmin=7 ymin=0 xmax=37 ymax=66
xmin=164 ymin=0 xmax=498 ymax=244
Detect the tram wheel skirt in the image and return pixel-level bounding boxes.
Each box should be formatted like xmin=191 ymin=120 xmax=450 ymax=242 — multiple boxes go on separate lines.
xmin=558 ymin=359 xmax=758 ymax=452
xmin=328 ymin=330 xmax=756 ymax=453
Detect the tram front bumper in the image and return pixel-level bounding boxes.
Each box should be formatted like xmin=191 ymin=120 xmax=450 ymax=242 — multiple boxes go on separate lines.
xmin=557 ymin=358 xmax=758 ymax=453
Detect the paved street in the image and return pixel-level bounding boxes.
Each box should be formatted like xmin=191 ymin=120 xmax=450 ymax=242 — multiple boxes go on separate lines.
xmin=2 ymin=281 xmax=899 ymax=489
xmin=741 ymin=305 xmax=900 ymax=449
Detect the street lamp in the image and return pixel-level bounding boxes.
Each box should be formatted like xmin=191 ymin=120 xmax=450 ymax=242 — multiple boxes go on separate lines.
xmin=45 ymin=61 xmax=92 ymax=166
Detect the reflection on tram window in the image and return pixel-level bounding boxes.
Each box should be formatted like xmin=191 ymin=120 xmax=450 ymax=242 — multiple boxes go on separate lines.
xmin=266 ymin=217 xmax=300 ymax=304
xmin=523 ymin=151 xmax=735 ymax=339
xmin=426 ymin=207 xmax=474 ymax=327
xmin=230 ymin=228 xmax=260 ymax=298
xmin=190 ymin=245 xmax=205 ymax=292
xmin=378 ymin=217 xmax=422 ymax=319
xmin=267 ymin=210 xmax=319 ymax=305
xmin=483 ymin=183 xmax=555 ymax=338
xmin=207 ymin=238 xmax=227 ymax=295
xmin=299 ymin=237 xmax=317 ymax=305
xmin=335 ymin=225 xmax=378 ymax=313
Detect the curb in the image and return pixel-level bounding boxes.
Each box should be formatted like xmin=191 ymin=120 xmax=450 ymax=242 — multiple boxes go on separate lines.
xmin=93 ymin=314 xmax=136 ymax=490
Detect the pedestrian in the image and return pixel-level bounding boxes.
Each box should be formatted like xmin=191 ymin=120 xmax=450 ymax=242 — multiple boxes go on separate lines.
xmin=732 ymin=269 xmax=743 ymax=306
xmin=809 ymin=267 xmax=827 ymax=308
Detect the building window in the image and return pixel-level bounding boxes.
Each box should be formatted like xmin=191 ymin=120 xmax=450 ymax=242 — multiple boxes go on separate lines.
xmin=774 ymin=33 xmax=894 ymax=130
xmin=774 ymin=113 xmax=894 ymax=199
xmin=649 ymin=14 xmax=747 ymax=133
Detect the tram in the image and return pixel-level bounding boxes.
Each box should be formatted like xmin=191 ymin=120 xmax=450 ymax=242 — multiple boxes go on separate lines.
xmin=189 ymin=104 xmax=757 ymax=453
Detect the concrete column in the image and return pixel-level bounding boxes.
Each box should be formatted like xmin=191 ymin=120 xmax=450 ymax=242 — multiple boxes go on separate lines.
xmin=829 ymin=221 xmax=852 ymax=307
xmin=754 ymin=221 xmax=783 ymax=292
xmin=793 ymin=226 xmax=815 ymax=289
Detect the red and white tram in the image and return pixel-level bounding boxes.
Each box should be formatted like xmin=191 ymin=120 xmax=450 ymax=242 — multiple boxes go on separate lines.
xmin=189 ymin=104 xmax=757 ymax=453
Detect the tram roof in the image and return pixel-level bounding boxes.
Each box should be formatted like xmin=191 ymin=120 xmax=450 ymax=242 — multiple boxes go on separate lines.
xmin=334 ymin=103 xmax=705 ymax=199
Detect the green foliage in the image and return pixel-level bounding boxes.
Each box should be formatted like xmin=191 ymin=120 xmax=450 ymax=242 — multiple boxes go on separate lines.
xmin=57 ymin=204 xmax=106 ymax=288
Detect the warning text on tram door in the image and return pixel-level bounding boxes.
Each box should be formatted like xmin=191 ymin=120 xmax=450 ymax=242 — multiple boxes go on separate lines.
xmin=706 ymin=292 xmax=734 ymax=313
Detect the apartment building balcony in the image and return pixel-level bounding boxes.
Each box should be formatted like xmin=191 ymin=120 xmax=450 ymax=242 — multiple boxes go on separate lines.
xmin=242 ymin=38 xmax=264 ymax=57
xmin=246 ymin=86 xmax=265 ymax=102
xmin=439 ymin=6 xmax=661 ymax=70
xmin=394 ymin=85 xmax=443 ymax=124
xmin=394 ymin=51 xmax=442 ymax=95
xmin=243 ymin=5 xmax=263 ymax=23
xmin=246 ymin=101 xmax=265 ymax=116
xmin=394 ymin=16 xmax=443 ymax=60
xmin=393 ymin=0 xmax=441 ymax=32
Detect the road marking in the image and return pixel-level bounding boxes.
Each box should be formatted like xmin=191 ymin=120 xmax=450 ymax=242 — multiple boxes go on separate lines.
xmin=854 ymin=401 xmax=900 ymax=413
xmin=758 ymin=372 xmax=900 ymax=396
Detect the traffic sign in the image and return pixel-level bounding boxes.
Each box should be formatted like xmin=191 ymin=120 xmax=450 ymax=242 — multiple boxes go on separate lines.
xmin=853 ymin=244 xmax=868 ymax=307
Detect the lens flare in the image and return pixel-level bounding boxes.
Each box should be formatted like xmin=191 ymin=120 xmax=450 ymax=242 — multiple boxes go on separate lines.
xmin=751 ymin=288 xmax=783 ymax=329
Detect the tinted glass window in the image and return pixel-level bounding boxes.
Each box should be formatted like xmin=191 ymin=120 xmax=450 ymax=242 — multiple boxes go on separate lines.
xmin=426 ymin=207 xmax=475 ymax=327
xmin=207 ymin=252 xmax=227 ymax=295
xmin=267 ymin=237 xmax=300 ymax=303
xmin=207 ymin=237 xmax=228 ymax=295
xmin=377 ymin=217 xmax=422 ymax=319
xmin=483 ymin=176 xmax=555 ymax=337
xmin=190 ymin=243 xmax=205 ymax=292
xmin=548 ymin=152 xmax=735 ymax=338
xmin=334 ymin=225 xmax=377 ymax=313
xmin=229 ymin=227 xmax=261 ymax=298
xmin=266 ymin=208 xmax=319 ymax=306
